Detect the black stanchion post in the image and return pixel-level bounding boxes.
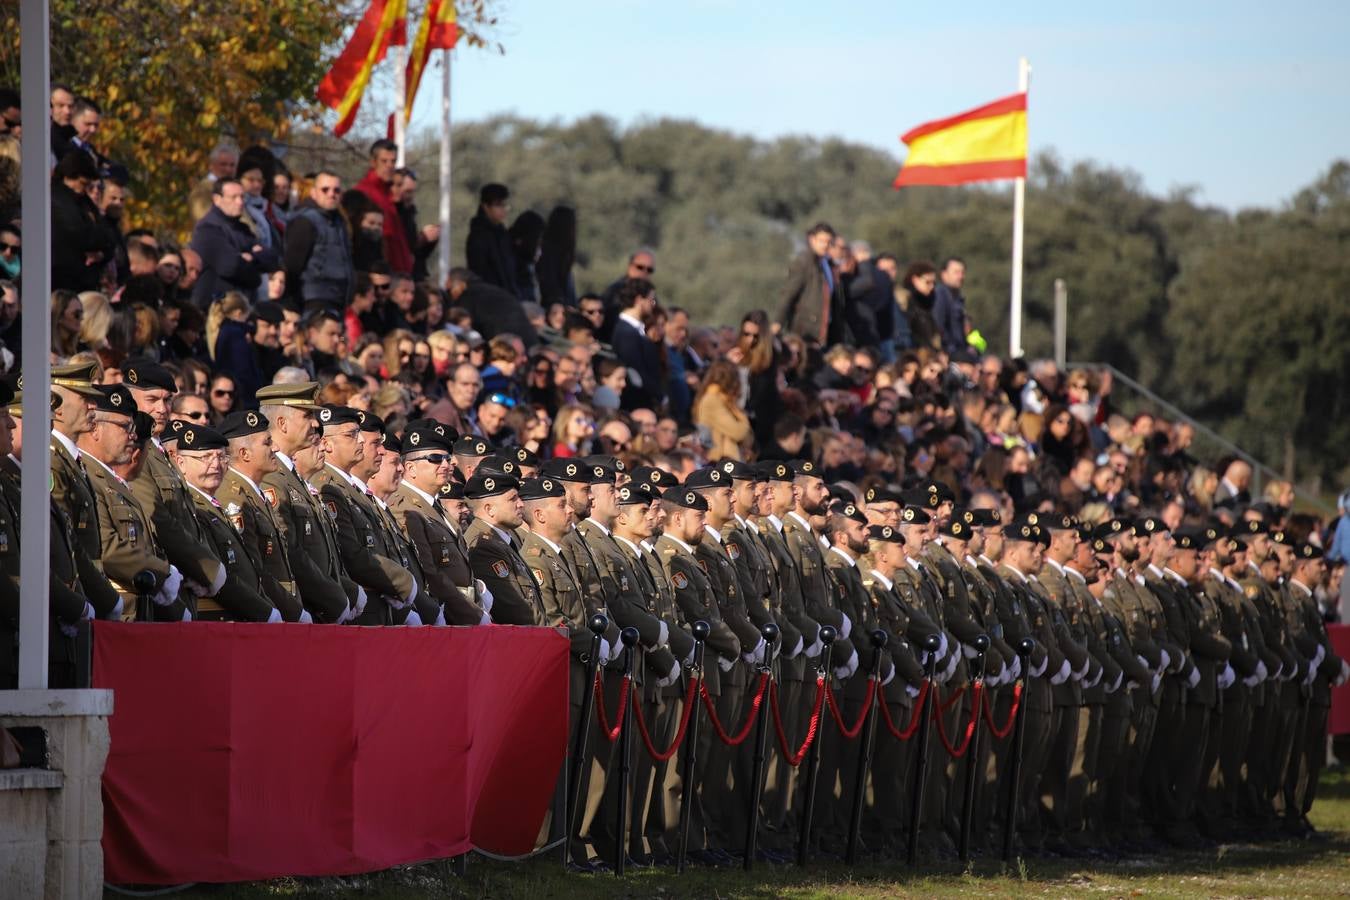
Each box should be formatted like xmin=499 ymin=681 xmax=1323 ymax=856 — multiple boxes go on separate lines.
xmin=958 ymin=634 xmax=990 ymax=864
xmin=796 ymin=625 xmax=837 ymax=867
xmin=676 ymin=620 xmax=710 ymax=875
xmin=743 ymin=622 xmax=779 ymax=871
xmin=133 ymin=570 xmax=157 ymax=623
xmin=563 ymin=613 xmax=609 ymax=870
xmin=846 ymin=629 xmax=888 ymax=864
xmin=906 ymin=632 xmax=943 ymax=866
xmin=613 ymin=626 xmax=640 ymax=877
xmin=1002 ymin=637 xmax=1035 ymax=863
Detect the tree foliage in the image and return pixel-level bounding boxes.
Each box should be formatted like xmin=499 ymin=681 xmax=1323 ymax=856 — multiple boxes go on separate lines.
xmin=390 ymin=116 xmax=1350 ymax=487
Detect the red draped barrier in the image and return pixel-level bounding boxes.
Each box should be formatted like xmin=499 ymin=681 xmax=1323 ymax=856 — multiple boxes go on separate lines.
xmin=94 ymin=622 xmax=569 ymax=886
xmin=1331 ymin=624 xmax=1350 ymax=735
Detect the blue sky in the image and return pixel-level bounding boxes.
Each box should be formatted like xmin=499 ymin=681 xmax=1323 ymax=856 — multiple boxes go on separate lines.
xmin=404 ymin=0 xmax=1349 ymax=210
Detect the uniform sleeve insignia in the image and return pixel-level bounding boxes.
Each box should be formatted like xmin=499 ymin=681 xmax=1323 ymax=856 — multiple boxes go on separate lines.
xmin=673 ymin=571 xmax=689 ymax=590
xmin=262 ymin=487 xmax=278 ymax=508
xmin=620 ymin=574 xmax=630 ymax=592
xmin=532 ymin=568 xmax=545 ymax=583
xmin=229 ymin=515 xmax=243 ymax=531
xmin=697 ymin=559 xmax=708 ymax=574
xmin=727 ymin=542 xmax=741 ymax=560
xmin=225 ymin=502 xmax=241 ymax=516
xmin=491 ymin=560 xmax=509 ymax=578
xmin=324 ymin=500 xmax=338 ymax=518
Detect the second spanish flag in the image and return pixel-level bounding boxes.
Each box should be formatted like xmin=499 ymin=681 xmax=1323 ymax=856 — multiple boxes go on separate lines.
xmin=893 ymin=92 xmax=1027 ymax=188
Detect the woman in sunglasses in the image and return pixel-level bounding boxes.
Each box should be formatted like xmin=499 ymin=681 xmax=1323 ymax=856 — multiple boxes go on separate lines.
xmin=206 ymin=372 xmax=237 ymax=426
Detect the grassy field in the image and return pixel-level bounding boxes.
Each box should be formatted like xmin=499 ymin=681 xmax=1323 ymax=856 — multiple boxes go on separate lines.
xmin=149 ymin=769 xmax=1350 ymax=899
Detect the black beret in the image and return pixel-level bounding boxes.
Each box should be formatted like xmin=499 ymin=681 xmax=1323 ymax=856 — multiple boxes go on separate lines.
xmin=583 ymin=454 xmax=626 ymax=475
xmin=1295 ymin=543 xmax=1324 ymax=560
xmin=438 ymin=480 xmax=464 ymax=500
xmin=161 ymin=418 xmax=189 ymax=445
xmin=616 ymin=481 xmax=661 ymax=505
xmin=899 ymin=505 xmax=932 ymax=525
xmin=381 ymin=430 xmax=402 ymax=453
xmin=511 ymin=446 xmax=540 ymax=469
xmin=925 ymin=480 xmax=957 ymax=504
xmin=1132 ymin=516 xmax=1167 ymax=537
xmin=951 ymin=507 xmax=978 ymax=529
xmin=405 ymin=417 xmax=457 ymax=442
xmin=937 ymin=517 xmax=973 ymax=540
xmin=463 ymin=471 xmax=519 ymax=500
xmin=684 ymin=466 xmax=729 ymax=491
xmin=539 ymin=458 xmax=593 ymax=484
xmin=1093 ymin=518 xmax=1130 ymax=540
xmin=1090 ymin=537 xmax=1111 ymax=555
xmin=453 ymin=435 xmax=492 ymax=457
xmin=1270 ymin=529 xmax=1293 ymax=546
xmin=868 ymin=524 xmax=904 ymax=544
xmin=1005 ymin=518 xmax=1046 ymax=545
xmin=664 ymin=487 xmax=709 ymax=512
xmin=970 ymin=508 xmax=1002 ymax=527
xmin=401 ymin=427 xmax=454 ymax=455
xmin=518 ymin=476 xmax=565 ymax=501
xmin=219 ymin=409 xmax=269 ymax=439
xmin=252 ymin=301 xmax=283 ymax=324
xmin=1044 ymin=513 xmax=1078 ymax=532
xmin=901 ymin=488 xmax=940 ymax=510
xmin=317 ymin=405 xmax=362 ymax=429
xmin=714 ymin=458 xmax=756 ymax=481
xmin=91 ymin=384 xmax=135 ymax=416
xmin=586 ymin=460 xmax=619 ymax=484
xmin=1172 ymin=526 xmax=1211 ymax=551
xmin=758 ymin=460 xmax=794 ymax=483
xmin=477 ymin=453 xmax=522 ymax=479
xmin=356 ymin=410 xmax=384 ymax=433
xmin=630 ymin=465 xmax=677 ymax=488
xmin=131 ymin=411 xmax=155 ymax=444
xmin=864 ymin=485 xmax=904 ymax=506
xmin=1231 ymin=519 xmax=1268 ymax=540
xmin=177 ymin=424 xmax=228 ymax=451
xmin=122 ymin=361 xmax=177 ymax=393
xmin=788 ymin=459 xmax=820 ymax=478
xmin=833 ymin=501 xmax=867 ymax=525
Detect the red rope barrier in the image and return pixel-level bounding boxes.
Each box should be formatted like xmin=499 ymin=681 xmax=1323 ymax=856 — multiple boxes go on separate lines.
xmin=933 ymin=681 xmax=984 ymax=758
xmin=938 ymin=683 xmax=967 ymax=714
xmin=630 ymin=675 xmax=700 ymax=762
xmin=770 ymin=675 xmax=826 ymax=766
xmin=981 ymin=681 xmax=1023 ymax=739
xmin=877 ymin=680 xmax=930 ymax=741
xmin=698 ymin=672 xmax=770 ymax=746
xmin=824 ymin=679 xmax=878 ymax=740
xmin=594 ymin=672 xmax=631 ymax=742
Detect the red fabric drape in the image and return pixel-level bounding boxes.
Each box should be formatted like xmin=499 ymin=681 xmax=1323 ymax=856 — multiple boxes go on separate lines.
xmin=95 ymin=622 xmax=568 ymax=885
xmin=1330 ymin=624 xmax=1350 ymax=735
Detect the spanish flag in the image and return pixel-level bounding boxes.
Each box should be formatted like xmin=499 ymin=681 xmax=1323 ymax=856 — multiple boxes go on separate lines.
xmin=892 ymin=92 xmax=1027 ymax=188
xmin=317 ymin=0 xmax=409 ymax=136
xmin=404 ymin=0 xmax=459 ymax=122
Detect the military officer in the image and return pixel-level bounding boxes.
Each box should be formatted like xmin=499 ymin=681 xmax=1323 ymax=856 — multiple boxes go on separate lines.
xmin=258 ymin=382 xmax=357 ymax=624
xmin=176 ymin=424 xmax=279 ymax=622
xmin=464 ymin=471 xmax=541 ymax=624
xmin=390 ymin=425 xmax=489 ymax=626
xmin=78 ymin=385 xmax=188 ymax=621
xmin=312 ymin=406 xmax=417 ymax=625
xmin=218 ymin=410 xmax=307 ymax=622
xmin=124 ymin=362 xmax=228 ymax=608
xmin=452 ymin=434 xmax=492 ymax=481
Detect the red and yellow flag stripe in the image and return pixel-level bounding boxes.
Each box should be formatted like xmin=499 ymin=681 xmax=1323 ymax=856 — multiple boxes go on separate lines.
xmin=317 ymin=0 xmax=408 ymax=136
xmin=404 ymin=0 xmax=459 ymax=122
xmin=893 ymin=92 xmax=1027 ymax=188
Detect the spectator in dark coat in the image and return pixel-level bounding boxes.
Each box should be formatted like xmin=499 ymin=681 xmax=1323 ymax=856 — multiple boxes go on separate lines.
xmin=609 ymin=277 xmax=663 ymax=411
xmin=536 ymin=205 xmax=578 ymax=307
xmin=778 ymin=222 xmax=838 ymax=343
xmin=393 ymin=167 xmax=438 ymax=281
xmin=932 ymin=256 xmax=970 ymax=354
xmin=284 ymin=171 xmax=354 ymax=309
xmin=445 ymin=268 xmax=538 ymax=347
xmin=50 ymin=151 xmax=117 ymax=292
xmin=598 ymin=248 xmax=656 ymax=342
xmin=509 ymin=210 xmax=546 ymax=303
xmin=465 ymin=183 xmax=517 ymax=295
xmin=190 ymin=178 xmax=279 ymax=310
xmin=901 ymin=260 xmax=939 ymax=352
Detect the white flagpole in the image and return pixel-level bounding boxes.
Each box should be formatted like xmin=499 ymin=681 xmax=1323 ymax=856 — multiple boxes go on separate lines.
xmin=1008 ymin=56 xmax=1030 ymax=359
xmin=439 ymin=49 xmax=452 ymax=282
xmin=394 ymin=42 xmax=408 ymax=167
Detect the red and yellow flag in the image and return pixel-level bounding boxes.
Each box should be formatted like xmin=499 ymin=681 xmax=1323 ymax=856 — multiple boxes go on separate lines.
xmin=404 ymin=0 xmax=459 ymax=122
xmin=892 ymin=92 xmax=1027 ymax=188
xmin=317 ymin=0 xmax=409 ymax=136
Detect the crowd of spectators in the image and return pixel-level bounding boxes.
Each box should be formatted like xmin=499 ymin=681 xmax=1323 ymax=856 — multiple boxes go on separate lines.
xmin=0 ymin=84 xmax=1346 ymax=623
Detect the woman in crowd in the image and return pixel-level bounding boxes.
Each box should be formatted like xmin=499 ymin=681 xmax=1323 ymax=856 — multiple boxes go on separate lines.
xmin=50 ymin=289 xmax=83 ymax=357
xmin=537 ymin=205 xmax=578 ymax=308
xmin=901 ymin=261 xmax=939 ymax=352
xmin=509 ymin=210 xmax=546 ymax=303
xmin=693 ymin=359 xmax=753 ymax=462
xmin=207 ymin=372 xmax=237 ymax=425
xmin=551 ymin=404 xmax=595 ymax=458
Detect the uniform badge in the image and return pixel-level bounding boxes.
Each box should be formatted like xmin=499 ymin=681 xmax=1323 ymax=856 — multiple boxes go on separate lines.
xmin=672 ymin=571 xmax=689 ymax=590
xmin=225 ymin=502 xmax=242 ymax=517
xmin=127 ymin=524 xmax=138 ymax=542
xmin=727 ymin=542 xmax=741 ymax=561
xmin=441 ymin=546 xmax=451 ymax=565
xmin=226 ymin=548 xmax=236 ymax=565
xmin=532 ymin=568 xmax=545 ymax=584
xmin=290 ymin=490 xmax=301 ymax=504
xmin=325 ymin=500 xmax=338 ymax=519
xmin=264 ymin=539 xmax=274 ymax=556
xmin=491 ymin=560 xmax=509 ymax=578
xmin=697 ymin=559 xmax=708 ymax=574
xmin=304 ymin=521 xmax=312 ymax=536
xmin=263 ymin=488 xmax=278 ymax=508
xmin=230 ymin=515 xmax=244 ymax=531
xmin=620 ymin=574 xmax=629 ymax=592
xmin=365 ymin=533 xmax=376 ymax=548
xmin=0 ymin=533 xmax=8 ymax=553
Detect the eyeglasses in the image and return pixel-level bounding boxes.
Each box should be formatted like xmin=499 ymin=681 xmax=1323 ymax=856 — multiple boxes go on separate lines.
xmin=317 ymin=186 xmax=341 ymax=194
xmin=411 ymin=452 xmax=450 ymax=465
xmin=94 ymin=416 xmax=135 ymax=434
xmin=485 ymin=393 xmax=516 ymax=409
xmin=183 ymin=410 xmax=207 ymax=421
xmin=632 ymin=264 xmax=654 ymax=274
xmin=212 ymin=388 xmax=235 ymax=398
xmin=372 ymin=282 xmax=392 ymax=292
xmin=0 ymin=243 xmax=18 ymax=256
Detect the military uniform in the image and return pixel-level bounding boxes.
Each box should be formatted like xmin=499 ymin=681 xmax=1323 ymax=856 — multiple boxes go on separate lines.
xmin=312 ymin=464 xmax=416 ymax=625
xmin=188 ymin=485 xmax=278 ymax=622
xmin=264 ymin=455 xmax=357 ymax=624
xmin=49 ymin=434 xmax=122 ymax=618
xmin=219 ymin=467 xmax=304 ymax=622
xmin=389 ymin=481 xmax=484 ymax=625
xmin=130 ymin=441 xmax=225 ymax=597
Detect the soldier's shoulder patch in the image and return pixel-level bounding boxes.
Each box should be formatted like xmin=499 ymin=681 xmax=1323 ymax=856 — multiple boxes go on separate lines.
xmin=531 ymin=568 xmax=545 ymax=584
xmin=324 ymin=500 xmax=338 ymax=517
xmin=224 ymin=502 xmax=242 ymax=517
xmin=262 ymin=487 xmax=278 ymax=508
xmin=229 ymin=514 xmax=243 ymax=531
xmin=1244 ymin=585 xmax=1259 ymax=599
xmin=491 ymin=560 xmax=509 ymax=579
xmin=672 ymin=571 xmax=689 ymax=590
xmin=697 ymin=559 xmax=708 ymax=574
xmin=620 ymin=574 xmax=630 ymax=593
xmin=727 ymin=541 xmax=741 ymax=561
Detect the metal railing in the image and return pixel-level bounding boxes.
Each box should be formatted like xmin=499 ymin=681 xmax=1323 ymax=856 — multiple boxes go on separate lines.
xmin=1067 ymin=361 xmax=1334 ymax=516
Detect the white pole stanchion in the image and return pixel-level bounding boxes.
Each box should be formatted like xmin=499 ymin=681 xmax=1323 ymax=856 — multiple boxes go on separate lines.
xmin=1008 ymin=56 xmax=1030 ymax=359
xmin=394 ymin=42 xmax=407 ymax=167
xmin=18 ymin=0 xmax=52 ymax=689
xmin=438 ymin=49 xmax=452 ymax=283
